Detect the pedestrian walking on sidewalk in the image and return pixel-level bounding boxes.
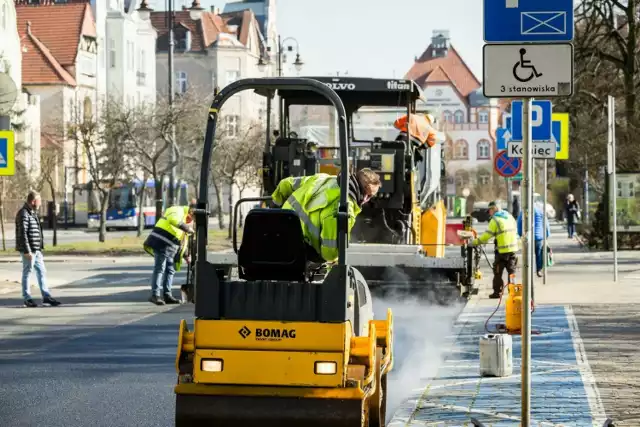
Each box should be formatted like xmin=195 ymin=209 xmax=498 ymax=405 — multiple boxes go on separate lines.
xmin=143 ymin=202 xmax=195 ymax=305
xmin=16 ymin=191 xmax=61 ymax=308
xmin=469 ymin=201 xmax=519 ymax=299
xmin=517 ymin=203 xmax=550 ymax=278
xmin=565 ymin=194 xmax=580 ymax=239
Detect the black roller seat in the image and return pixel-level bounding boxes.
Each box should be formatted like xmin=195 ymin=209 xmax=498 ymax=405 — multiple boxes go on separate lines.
xmin=238 ymin=209 xmax=308 ymax=282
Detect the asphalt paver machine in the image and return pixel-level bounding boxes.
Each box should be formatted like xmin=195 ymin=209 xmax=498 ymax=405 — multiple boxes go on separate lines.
xmin=175 ymin=77 xmax=393 ymax=427
xmin=255 ymin=76 xmax=479 ymax=301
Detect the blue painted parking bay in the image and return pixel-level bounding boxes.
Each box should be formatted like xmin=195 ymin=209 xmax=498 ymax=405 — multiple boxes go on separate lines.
xmin=389 ymin=304 xmax=606 ymax=426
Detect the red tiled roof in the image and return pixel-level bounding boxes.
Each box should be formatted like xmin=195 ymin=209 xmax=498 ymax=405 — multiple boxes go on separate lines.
xmin=151 ymin=9 xmax=259 ymax=52
xmin=220 ymin=9 xmax=253 ymax=46
xmin=405 ymin=45 xmax=481 ymax=98
xmin=16 ymin=2 xmax=95 ymax=66
xmin=21 ymin=27 xmax=77 ymax=86
xmin=151 ymin=11 xmax=227 ymax=52
xmin=16 ymin=2 xmax=95 ymax=86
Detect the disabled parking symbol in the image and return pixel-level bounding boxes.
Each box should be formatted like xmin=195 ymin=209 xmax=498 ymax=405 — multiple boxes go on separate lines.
xmin=513 ymin=48 xmax=543 ymax=83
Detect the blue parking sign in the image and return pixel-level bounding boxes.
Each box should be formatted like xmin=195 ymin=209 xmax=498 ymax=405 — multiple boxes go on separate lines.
xmin=510 ymin=100 xmax=553 ymax=142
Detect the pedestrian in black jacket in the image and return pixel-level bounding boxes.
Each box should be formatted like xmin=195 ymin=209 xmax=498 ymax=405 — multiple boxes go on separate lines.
xmin=16 ymin=191 xmax=60 ymax=307
xmin=564 ymin=193 xmax=580 ymax=239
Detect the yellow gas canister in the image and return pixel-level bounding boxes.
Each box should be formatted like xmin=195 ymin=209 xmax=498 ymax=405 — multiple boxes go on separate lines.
xmin=505 ymin=282 xmax=523 ymax=333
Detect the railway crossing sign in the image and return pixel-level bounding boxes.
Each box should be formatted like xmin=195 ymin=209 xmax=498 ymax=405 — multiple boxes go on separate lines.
xmin=0 ymin=130 xmax=15 ymax=176
xmin=483 ymin=0 xmax=575 ymax=43
xmin=494 ymin=149 xmax=522 ymax=178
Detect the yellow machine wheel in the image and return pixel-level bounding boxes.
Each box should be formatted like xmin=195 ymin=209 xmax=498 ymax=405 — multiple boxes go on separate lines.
xmin=368 ymin=347 xmax=388 ymax=427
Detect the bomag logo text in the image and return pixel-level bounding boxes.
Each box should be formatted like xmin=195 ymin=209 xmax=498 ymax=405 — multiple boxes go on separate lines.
xmin=255 ymin=328 xmax=297 ymax=341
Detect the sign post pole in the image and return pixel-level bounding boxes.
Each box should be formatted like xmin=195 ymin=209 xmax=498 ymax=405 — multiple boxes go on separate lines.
xmin=543 ymin=160 xmax=548 ymax=284
xmin=521 ymin=97 xmax=533 ymax=427
xmin=607 ymin=95 xmax=618 ymax=282
xmin=482 ymin=1 xmax=574 ymax=424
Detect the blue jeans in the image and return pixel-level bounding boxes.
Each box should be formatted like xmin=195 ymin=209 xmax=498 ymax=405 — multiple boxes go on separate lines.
xmin=151 ymin=250 xmax=175 ymax=297
xmin=567 ymin=223 xmax=576 ymax=238
xmin=21 ymin=251 xmax=51 ymax=300
xmin=534 ymin=240 xmax=543 ymax=272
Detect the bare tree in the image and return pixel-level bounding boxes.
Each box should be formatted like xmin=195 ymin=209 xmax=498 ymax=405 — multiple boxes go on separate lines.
xmin=560 ymin=0 xmax=640 ymax=178
xmin=216 ymin=120 xmax=264 ymax=238
xmin=38 ymin=142 xmax=64 ymax=246
xmin=123 ymin=88 xmax=209 ymax=223
xmin=68 ymin=98 xmax=135 ymax=242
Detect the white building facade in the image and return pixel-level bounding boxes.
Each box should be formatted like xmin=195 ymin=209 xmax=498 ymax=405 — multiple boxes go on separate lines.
xmin=93 ymin=0 xmax=157 ymax=107
xmin=151 ymin=8 xmax=268 ymax=215
xmin=1 ymin=0 xmax=41 ymax=178
xmin=16 ymin=1 xmax=99 ymax=194
xmin=405 ymin=30 xmax=503 ymax=198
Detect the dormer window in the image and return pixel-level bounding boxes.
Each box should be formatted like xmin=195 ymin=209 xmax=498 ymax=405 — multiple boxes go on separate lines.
xmin=177 ymin=30 xmax=191 ymax=51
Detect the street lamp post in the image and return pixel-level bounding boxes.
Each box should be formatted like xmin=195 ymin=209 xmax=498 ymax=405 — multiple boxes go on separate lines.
xmin=137 ymin=0 xmax=203 ymax=207
xmin=257 ymin=35 xmax=304 ymax=133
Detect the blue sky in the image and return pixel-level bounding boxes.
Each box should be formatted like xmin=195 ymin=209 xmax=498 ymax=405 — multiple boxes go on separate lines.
xmin=151 ymin=0 xmax=484 ymax=81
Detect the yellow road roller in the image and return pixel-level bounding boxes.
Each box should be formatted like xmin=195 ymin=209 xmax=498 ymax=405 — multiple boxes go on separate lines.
xmin=174 ymin=77 xmax=394 ymax=427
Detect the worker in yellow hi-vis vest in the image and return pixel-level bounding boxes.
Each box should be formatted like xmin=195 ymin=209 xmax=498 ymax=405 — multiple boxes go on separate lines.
xmin=271 ymin=169 xmax=381 ymax=263
xmin=469 ymin=201 xmax=519 ymax=299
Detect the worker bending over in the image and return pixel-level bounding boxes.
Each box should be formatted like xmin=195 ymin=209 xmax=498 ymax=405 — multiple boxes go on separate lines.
xmin=271 ymin=168 xmax=381 ymax=263
xmin=143 ymin=202 xmax=195 ymax=305
xmin=469 ymin=201 xmax=519 ymax=299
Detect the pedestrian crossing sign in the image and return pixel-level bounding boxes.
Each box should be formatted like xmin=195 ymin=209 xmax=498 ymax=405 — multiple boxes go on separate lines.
xmin=0 ymin=130 xmax=15 ymax=176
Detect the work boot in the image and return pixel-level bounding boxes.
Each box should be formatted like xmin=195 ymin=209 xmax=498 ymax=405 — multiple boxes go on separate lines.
xmin=24 ymin=298 xmax=38 ymax=308
xmin=163 ymin=294 xmax=181 ymax=305
xmin=488 ymin=291 xmax=501 ymax=299
xmin=43 ymin=296 xmax=61 ymax=306
xmin=149 ymin=294 xmax=165 ymax=306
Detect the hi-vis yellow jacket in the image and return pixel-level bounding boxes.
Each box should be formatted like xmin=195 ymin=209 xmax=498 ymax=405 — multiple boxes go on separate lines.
xmin=472 ymin=209 xmax=519 ymax=254
xmin=143 ymin=205 xmax=191 ymax=271
xmin=272 ymin=173 xmax=361 ymax=262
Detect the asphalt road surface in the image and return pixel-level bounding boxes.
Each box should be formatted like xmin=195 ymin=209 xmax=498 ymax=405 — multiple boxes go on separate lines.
xmin=0 ymin=259 xmax=465 ymax=427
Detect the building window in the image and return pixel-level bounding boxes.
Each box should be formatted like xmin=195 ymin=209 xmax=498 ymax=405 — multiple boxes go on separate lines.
xmin=477 ymin=139 xmax=490 ymax=160
xmin=109 ymin=38 xmax=116 ymax=68
xmin=478 ymin=110 xmax=489 ymax=124
xmin=1 ymin=4 xmax=7 ymax=30
xmin=99 ymin=37 xmax=105 ymax=68
xmin=80 ymin=56 xmax=95 ymax=76
xmin=453 ymin=139 xmax=468 ymax=160
xmin=224 ymin=115 xmax=239 ymax=138
xmin=127 ymin=41 xmax=133 ymax=71
xmin=83 ymin=96 xmax=92 ymax=123
xmin=226 ymin=70 xmax=239 ymax=86
xmin=455 ymin=170 xmax=467 ymax=188
xmin=176 ymin=71 xmax=188 ymax=93
xmin=444 ymin=140 xmax=453 ymax=159
xmin=454 ymin=110 xmax=465 ymax=124
xmin=443 ymin=110 xmax=452 ymax=123
xmin=478 ymin=172 xmax=491 ymax=185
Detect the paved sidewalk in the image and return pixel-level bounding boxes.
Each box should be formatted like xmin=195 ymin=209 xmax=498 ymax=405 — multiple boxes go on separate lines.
xmin=388 ymin=222 xmax=640 ymax=426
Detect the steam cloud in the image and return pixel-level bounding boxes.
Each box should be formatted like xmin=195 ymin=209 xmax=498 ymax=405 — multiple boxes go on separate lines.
xmin=371 ymin=267 xmax=465 ymax=424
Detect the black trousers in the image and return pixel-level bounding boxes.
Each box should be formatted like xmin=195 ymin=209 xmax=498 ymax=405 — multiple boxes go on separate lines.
xmin=493 ymin=252 xmax=518 ymax=294
xmin=305 ymin=243 xmax=326 ymax=271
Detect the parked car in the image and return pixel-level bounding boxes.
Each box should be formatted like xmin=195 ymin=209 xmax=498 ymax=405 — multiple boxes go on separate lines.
xmin=471 ymin=201 xmax=490 ymax=222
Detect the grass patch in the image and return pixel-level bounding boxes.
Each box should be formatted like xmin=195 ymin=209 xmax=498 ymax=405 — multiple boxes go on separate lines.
xmin=0 ymin=228 xmax=241 ymax=256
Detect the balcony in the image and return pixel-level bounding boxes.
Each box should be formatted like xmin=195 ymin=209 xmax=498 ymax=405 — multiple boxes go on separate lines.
xmin=136 ymin=71 xmax=146 ymax=87
xmin=443 ymin=122 xmax=489 ymax=131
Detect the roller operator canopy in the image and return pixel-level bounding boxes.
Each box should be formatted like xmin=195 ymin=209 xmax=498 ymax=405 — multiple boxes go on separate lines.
xmin=253 ymin=76 xmax=425 ymax=110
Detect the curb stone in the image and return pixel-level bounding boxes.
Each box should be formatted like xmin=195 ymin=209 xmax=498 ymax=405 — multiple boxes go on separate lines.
xmin=0 ymin=254 xmax=149 ymax=264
